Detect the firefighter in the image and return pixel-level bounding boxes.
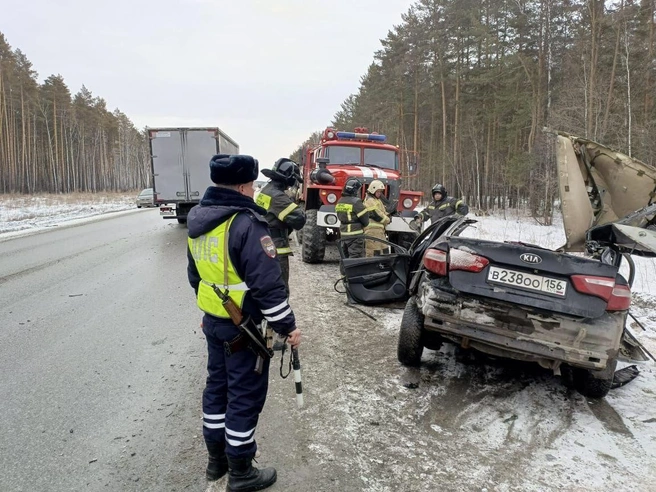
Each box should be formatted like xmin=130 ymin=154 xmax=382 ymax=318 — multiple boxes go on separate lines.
xmin=256 ymin=158 xmax=306 ymax=293
xmin=186 ymin=154 xmax=301 ymax=491
xmin=420 ymin=183 xmax=469 ymax=224
xmin=336 ymin=177 xmax=369 ymax=258
xmin=409 ymin=214 xmax=423 ymax=235
xmin=363 ymin=180 xmax=391 ymax=257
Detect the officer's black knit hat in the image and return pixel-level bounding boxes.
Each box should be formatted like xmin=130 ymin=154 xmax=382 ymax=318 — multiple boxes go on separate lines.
xmin=209 ymin=154 xmax=259 ymax=185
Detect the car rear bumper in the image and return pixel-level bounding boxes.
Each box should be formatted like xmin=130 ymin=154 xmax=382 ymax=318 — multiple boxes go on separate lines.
xmin=416 ymin=279 xmax=624 ymax=371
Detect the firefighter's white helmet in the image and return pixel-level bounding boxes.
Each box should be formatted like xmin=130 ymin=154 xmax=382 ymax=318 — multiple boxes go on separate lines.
xmin=368 ymin=180 xmax=385 ymax=194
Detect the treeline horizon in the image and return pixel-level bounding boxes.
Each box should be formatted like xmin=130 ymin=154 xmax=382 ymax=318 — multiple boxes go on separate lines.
xmin=0 ymin=32 xmax=149 ymax=194
xmin=290 ymin=0 xmax=656 ymax=220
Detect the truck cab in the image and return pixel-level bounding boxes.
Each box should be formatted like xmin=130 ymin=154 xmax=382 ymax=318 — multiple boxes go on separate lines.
xmin=299 ymin=127 xmax=423 ymax=263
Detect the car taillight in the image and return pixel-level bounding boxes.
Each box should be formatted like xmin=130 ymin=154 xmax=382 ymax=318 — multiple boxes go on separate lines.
xmin=449 ymin=248 xmax=489 ymax=273
xmin=423 ymin=248 xmax=489 ymax=276
xmin=423 ymin=249 xmax=447 ymax=276
xmin=607 ymin=284 xmax=631 ymax=311
xmin=570 ymin=275 xmax=632 ymax=311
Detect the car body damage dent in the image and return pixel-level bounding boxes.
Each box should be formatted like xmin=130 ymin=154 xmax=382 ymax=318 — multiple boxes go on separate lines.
xmin=555 ymin=132 xmax=656 ymax=252
xmin=418 ymin=281 xmax=624 ymax=371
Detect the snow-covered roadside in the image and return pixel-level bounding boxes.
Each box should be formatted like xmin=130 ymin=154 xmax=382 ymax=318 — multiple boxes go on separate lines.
xmin=0 ymin=193 xmax=143 ymax=240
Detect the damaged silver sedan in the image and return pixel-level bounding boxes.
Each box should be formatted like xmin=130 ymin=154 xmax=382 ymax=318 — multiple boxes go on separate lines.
xmin=340 ymin=133 xmax=656 ymax=398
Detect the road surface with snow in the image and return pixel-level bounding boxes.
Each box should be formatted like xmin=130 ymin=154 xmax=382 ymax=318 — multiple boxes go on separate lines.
xmin=1 ymin=207 xmax=655 ymax=492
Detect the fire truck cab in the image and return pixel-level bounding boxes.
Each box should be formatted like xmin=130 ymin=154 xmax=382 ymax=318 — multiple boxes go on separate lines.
xmin=298 ymin=127 xmax=423 ymax=263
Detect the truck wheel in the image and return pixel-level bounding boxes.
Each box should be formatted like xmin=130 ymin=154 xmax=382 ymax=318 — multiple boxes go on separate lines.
xmin=398 ymin=296 xmax=424 ymax=367
xmin=177 ymin=218 xmax=187 ymax=224
xmin=301 ymin=209 xmax=326 ymax=264
xmin=572 ymin=359 xmax=617 ymax=399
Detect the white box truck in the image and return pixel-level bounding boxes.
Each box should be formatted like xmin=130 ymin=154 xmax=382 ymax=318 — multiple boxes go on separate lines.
xmin=147 ymin=127 xmax=239 ymax=223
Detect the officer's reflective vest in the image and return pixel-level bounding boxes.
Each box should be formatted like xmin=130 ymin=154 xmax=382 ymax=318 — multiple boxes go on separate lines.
xmin=188 ymin=214 xmax=249 ymax=319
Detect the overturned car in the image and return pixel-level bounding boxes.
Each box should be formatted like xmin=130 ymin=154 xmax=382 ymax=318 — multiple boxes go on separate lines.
xmin=340 ymin=133 xmax=656 ymax=398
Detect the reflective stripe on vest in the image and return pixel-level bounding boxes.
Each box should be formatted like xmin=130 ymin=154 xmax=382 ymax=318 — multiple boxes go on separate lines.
xmin=341 ymin=229 xmax=364 ymax=236
xmin=278 ymin=203 xmax=297 ymax=221
xmin=188 ymin=214 xmax=249 ymax=319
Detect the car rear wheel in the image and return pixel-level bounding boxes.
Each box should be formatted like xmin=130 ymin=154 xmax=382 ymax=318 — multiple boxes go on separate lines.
xmin=572 ymin=359 xmax=617 ymax=399
xmin=398 ymin=296 xmax=424 ymax=367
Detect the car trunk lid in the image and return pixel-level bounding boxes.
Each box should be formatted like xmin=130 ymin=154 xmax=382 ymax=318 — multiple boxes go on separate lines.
xmin=441 ymin=236 xmax=621 ymax=318
xmin=555 ymin=132 xmax=656 ymax=252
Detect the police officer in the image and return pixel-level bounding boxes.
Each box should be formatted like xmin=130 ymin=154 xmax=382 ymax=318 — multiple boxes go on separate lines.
xmin=362 ymin=179 xmax=390 ymax=257
xmin=256 ymin=158 xmax=306 ymax=292
xmin=187 ymin=154 xmax=301 ymax=491
xmin=336 ymin=177 xmax=369 ymax=258
xmin=420 ymin=183 xmax=469 ymax=224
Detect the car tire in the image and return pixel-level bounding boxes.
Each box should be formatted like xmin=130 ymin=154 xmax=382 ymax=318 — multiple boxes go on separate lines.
xmin=398 ymin=296 xmax=424 ymax=367
xmin=137 ymin=205 xmax=142 ymax=208
xmin=572 ymin=359 xmax=617 ymax=399
xmin=301 ymin=209 xmax=326 ymax=264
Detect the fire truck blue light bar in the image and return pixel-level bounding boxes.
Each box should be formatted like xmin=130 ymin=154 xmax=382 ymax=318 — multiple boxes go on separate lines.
xmin=335 ymin=131 xmax=387 ymax=142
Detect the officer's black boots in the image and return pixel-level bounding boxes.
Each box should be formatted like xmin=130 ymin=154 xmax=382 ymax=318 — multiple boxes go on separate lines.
xmin=205 ymin=442 xmax=228 ymax=481
xmin=226 ymin=457 xmax=277 ymax=492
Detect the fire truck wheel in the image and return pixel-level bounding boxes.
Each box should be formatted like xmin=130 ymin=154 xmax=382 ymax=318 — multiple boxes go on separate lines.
xmin=301 ymin=209 xmax=326 ymax=264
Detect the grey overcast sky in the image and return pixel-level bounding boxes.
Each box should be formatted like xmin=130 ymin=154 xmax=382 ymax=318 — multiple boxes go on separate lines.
xmin=1 ymin=0 xmax=414 ymax=175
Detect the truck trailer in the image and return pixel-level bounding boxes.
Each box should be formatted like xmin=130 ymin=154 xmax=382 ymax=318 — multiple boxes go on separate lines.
xmin=147 ymin=127 xmax=239 ymax=223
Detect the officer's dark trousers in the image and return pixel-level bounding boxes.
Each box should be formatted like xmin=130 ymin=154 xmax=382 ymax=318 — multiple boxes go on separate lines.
xmin=202 ymin=315 xmax=269 ymax=460
xmin=278 ymin=254 xmax=290 ymax=294
xmin=342 ymin=236 xmax=365 ymax=258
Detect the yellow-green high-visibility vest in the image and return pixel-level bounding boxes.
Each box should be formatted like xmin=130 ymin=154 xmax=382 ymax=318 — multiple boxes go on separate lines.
xmin=188 ymin=214 xmax=249 ymax=318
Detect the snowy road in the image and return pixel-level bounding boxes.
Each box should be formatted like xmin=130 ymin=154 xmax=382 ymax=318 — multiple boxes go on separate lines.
xmin=1 ymin=208 xmax=655 ymax=491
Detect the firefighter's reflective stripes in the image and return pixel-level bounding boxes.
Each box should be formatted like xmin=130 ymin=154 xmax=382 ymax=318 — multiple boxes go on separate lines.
xmin=364 ymin=195 xmax=390 ymax=227
xmin=278 ymin=202 xmax=298 ymax=221
xmin=257 ymin=182 xmax=306 ymax=258
xmin=203 ymin=412 xmax=225 ymax=429
xmin=262 ymin=300 xmax=292 ymax=322
xmin=189 ymin=214 xmax=249 ymax=319
xmin=366 ymin=221 xmax=385 ymax=229
xmin=336 ymin=195 xmax=369 ymax=237
xmin=225 ymin=426 xmax=256 ymax=447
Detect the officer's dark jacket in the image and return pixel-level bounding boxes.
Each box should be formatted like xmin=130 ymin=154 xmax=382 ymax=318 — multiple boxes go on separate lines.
xmin=336 ymin=195 xmax=370 ymax=235
xmin=187 ymin=186 xmax=296 ymax=336
xmin=256 ymin=181 xmax=306 ymax=255
xmin=421 ymin=196 xmax=468 ymax=223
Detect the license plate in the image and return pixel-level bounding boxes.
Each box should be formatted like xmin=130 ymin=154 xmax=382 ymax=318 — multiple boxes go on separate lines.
xmin=487 ymin=266 xmax=567 ymax=297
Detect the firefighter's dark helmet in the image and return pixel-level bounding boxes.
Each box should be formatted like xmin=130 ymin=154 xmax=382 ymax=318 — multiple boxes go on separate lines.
xmin=431 ymin=183 xmax=447 ymax=197
xmin=343 ymin=177 xmax=363 ymax=197
xmin=262 ymin=158 xmax=302 ymax=187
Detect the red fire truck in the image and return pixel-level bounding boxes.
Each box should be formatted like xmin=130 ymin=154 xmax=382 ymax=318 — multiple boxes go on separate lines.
xmin=298 ymin=127 xmax=423 ymax=263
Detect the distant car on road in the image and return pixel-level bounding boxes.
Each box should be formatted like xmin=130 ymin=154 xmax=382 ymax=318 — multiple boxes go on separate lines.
xmin=136 ymin=188 xmax=155 ymax=208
